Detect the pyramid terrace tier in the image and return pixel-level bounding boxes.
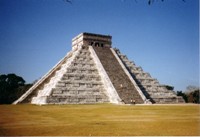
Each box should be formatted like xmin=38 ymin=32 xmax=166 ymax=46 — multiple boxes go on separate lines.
xmin=66 ymin=67 xmax=97 ymax=73
xmin=51 ymin=87 xmax=105 ymax=95
xmin=62 ymin=73 xmax=101 ymax=81
xmin=47 ymin=95 xmax=109 ymax=104
xmin=55 ymin=80 xmax=104 ymax=87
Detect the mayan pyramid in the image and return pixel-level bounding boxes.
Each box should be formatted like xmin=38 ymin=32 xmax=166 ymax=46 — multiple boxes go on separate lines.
xmin=13 ymin=33 xmax=184 ymax=105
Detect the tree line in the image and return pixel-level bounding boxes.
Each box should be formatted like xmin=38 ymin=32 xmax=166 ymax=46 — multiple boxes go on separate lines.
xmin=177 ymin=87 xmax=199 ymax=103
xmin=0 ymin=74 xmax=32 ymax=104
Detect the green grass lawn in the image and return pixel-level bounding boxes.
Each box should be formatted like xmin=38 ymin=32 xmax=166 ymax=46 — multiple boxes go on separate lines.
xmin=0 ymin=104 xmax=199 ymax=136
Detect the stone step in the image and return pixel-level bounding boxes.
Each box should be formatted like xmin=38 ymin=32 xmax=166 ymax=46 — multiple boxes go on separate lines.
xmin=61 ymin=76 xmax=101 ymax=81
xmin=60 ymin=78 xmax=98 ymax=82
xmin=135 ymin=74 xmax=152 ymax=79
xmin=74 ymin=57 xmax=92 ymax=61
xmin=65 ymin=69 xmax=98 ymax=74
xmin=63 ymin=72 xmax=98 ymax=77
xmin=124 ymin=61 xmax=136 ymax=67
xmin=152 ymin=97 xmax=183 ymax=104
xmin=55 ymin=83 xmax=103 ymax=89
xmin=62 ymin=73 xmax=101 ymax=79
xmin=71 ymin=61 xmax=94 ymax=66
xmin=66 ymin=66 xmax=96 ymax=71
xmin=138 ymin=81 xmax=159 ymax=86
xmin=51 ymin=87 xmax=105 ymax=93
xmin=52 ymin=92 xmax=107 ymax=97
xmin=77 ymin=51 xmax=90 ymax=55
xmin=56 ymin=80 xmax=102 ymax=87
xmin=47 ymin=96 xmax=109 ymax=104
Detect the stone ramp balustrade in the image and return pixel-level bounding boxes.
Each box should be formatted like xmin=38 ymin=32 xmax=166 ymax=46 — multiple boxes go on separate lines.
xmin=114 ymin=48 xmax=185 ymax=103
xmin=93 ymin=47 xmax=144 ymax=104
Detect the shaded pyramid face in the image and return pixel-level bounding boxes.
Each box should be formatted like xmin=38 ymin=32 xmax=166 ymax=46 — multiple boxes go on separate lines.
xmin=14 ymin=33 xmax=185 ymax=105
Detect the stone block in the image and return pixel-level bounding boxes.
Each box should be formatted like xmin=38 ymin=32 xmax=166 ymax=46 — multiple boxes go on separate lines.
xmin=56 ymin=82 xmax=66 ymax=87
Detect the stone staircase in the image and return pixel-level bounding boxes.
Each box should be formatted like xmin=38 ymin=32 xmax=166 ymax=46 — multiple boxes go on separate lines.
xmin=93 ymin=46 xmax=144 ymax=104
xmin=114 ymin=48 xmax=185 ymax=104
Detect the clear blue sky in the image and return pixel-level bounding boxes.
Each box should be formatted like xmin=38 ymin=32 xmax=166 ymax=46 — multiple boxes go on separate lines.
xmin=0 ymin=0 xmax=199 ymax=91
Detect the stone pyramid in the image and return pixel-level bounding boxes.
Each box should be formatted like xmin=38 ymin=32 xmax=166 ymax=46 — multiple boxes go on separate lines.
xmin=13 ymin=33 xmax=184 ymax=105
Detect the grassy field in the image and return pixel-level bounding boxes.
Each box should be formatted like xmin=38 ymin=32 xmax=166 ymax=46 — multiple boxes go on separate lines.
xmin=0 ymin=104 xmax=199 ymax=136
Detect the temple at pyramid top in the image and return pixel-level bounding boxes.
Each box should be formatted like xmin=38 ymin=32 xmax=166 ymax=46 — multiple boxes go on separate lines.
xmin=72 ymin=32 xmax=112 ymax=49
xmin=13 ymin=32 xmax=185 ymax=105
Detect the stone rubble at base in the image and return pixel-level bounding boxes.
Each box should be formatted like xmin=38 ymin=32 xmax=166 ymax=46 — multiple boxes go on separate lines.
xmin=13 ymin=32 xmax=185 ymax=105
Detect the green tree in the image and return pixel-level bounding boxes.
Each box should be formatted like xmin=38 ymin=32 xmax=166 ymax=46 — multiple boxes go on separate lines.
xmin=187 ymin=89 xmax=199 ymax=104
xmin=165 ymin=85 xmax=174 ymax=91
xmin=177 ymin=91 xmax=188 ymax=102
xmin=0 ymin=74 xmax=32 ymax=104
